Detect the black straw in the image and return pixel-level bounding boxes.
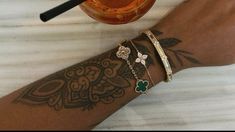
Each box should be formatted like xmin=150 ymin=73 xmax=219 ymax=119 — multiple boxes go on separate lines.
xmin=40 ymin=0 xmax=86 ymax=22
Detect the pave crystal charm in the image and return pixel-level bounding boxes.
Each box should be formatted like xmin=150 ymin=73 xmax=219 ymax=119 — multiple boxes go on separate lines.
xmin=135 ymin=52 xmax=148 ymax=66
xmin=116 ymin=46 xmax=131 ymax=60
xmin=135 ymin=80 xmax=149 ymax=94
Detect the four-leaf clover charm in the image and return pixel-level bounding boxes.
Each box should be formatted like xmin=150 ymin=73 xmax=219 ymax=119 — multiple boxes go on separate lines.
xmin=116 ymin=46 xmax=131 ymax=60
xmin=135 ymin=80 xmax=149 ymax=94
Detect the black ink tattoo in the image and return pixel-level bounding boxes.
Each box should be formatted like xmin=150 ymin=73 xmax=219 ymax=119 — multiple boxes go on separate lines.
xmin=16 ymin=29 xmax=199 ymax=111
xmin=16 ymin=43 xmax=153 ymax=111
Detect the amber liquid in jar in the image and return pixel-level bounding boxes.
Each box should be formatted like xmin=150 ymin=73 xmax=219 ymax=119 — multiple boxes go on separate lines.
xmin=80 ymin=0 xmax=155 ymax=24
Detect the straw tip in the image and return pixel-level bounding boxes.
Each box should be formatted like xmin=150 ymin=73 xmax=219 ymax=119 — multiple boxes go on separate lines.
xmin=40 ymin=14 xmax=48 ymax=22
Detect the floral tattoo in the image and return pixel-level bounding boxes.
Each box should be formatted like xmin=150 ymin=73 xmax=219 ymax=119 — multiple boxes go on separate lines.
xmin=134 ymin=29 xmax=201 ymax=68
xmin=16 ymin=42 xmax=154 ymax=111
xmin=16 ymin=30 xmax=199 ymax=111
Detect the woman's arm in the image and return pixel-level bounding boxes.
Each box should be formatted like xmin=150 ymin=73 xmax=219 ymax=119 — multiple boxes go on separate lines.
xmin=0 ymin=0 xmax=235 ymax=130
xmin=0 ymin=35 xmax=177 ymax=130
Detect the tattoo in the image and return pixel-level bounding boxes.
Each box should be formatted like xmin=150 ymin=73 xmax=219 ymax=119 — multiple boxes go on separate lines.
xmin=16 ymin=43 xmax=153 ymax=111
xmin=16 ymin=29 xmax=199 ymax=111
xmin=134 ymin=29 xmax=200 ymax=68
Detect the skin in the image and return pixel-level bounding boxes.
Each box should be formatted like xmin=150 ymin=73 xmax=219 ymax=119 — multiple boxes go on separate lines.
xmin=0 ymin=0 xmax=234 ymax=130
xmin=153 ymin=0 xmax=235 ymax=68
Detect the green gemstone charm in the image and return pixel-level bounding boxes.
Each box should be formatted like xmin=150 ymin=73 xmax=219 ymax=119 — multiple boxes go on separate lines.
xmin=135 ymin=80 xmax=149 ymax=94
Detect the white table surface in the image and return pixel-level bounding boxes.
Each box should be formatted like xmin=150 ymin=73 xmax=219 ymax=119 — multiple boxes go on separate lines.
xmin=0 ymin=0 xmax=235 ymax=130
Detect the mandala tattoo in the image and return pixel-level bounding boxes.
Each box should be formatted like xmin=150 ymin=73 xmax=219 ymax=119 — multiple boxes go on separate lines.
xmin=16 ymin=30 xmax=200 ymax=111
xmin=16 ymin=43 xmax=153 ymax=111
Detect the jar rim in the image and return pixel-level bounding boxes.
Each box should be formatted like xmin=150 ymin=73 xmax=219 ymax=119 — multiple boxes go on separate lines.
xmin=80 ymin=0 xmax=149 ymax=16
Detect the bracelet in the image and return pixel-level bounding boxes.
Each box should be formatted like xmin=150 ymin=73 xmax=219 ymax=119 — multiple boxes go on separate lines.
xmin=143 ymin=30 xmax=173 ymax=82
xmin=116 ymin=41 xmax=150 ymax=94
xmin=130 ymin=40 xmax=154 ymax=86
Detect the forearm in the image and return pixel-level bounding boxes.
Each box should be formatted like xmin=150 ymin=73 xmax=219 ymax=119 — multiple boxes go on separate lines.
xmin=0 ymin=2 xmax=206 ymax=130
xmin=0 ymin=9 xmax=204 ymax=129
xmin=0 ymin=33 xmax=168 ymax=130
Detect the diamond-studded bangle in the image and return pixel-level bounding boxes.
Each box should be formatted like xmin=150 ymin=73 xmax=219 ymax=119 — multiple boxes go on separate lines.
xmin=143 ymin=30 xmax=173 ymax=82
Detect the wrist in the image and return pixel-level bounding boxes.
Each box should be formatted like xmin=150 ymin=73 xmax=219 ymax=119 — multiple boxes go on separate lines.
xmin=132 ymin=31 xmax=185 ymax=73
xmin=131 ymin=33 xmax=179 ymax=85
xmin=149 ymin=26 xmax=202 ymax=71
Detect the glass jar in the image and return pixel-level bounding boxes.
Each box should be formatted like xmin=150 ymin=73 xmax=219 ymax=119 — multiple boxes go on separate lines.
xmin=80 ymin=0 xmax=156 ymax=24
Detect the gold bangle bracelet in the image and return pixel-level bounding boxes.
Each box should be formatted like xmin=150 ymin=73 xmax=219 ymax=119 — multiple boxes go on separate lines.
xmin=143 ymin=30 xmax=173 ymax=82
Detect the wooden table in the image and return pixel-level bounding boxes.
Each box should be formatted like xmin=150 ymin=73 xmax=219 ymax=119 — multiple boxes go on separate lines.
xmin=0 ymin=0 xmax=235 ymax=130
